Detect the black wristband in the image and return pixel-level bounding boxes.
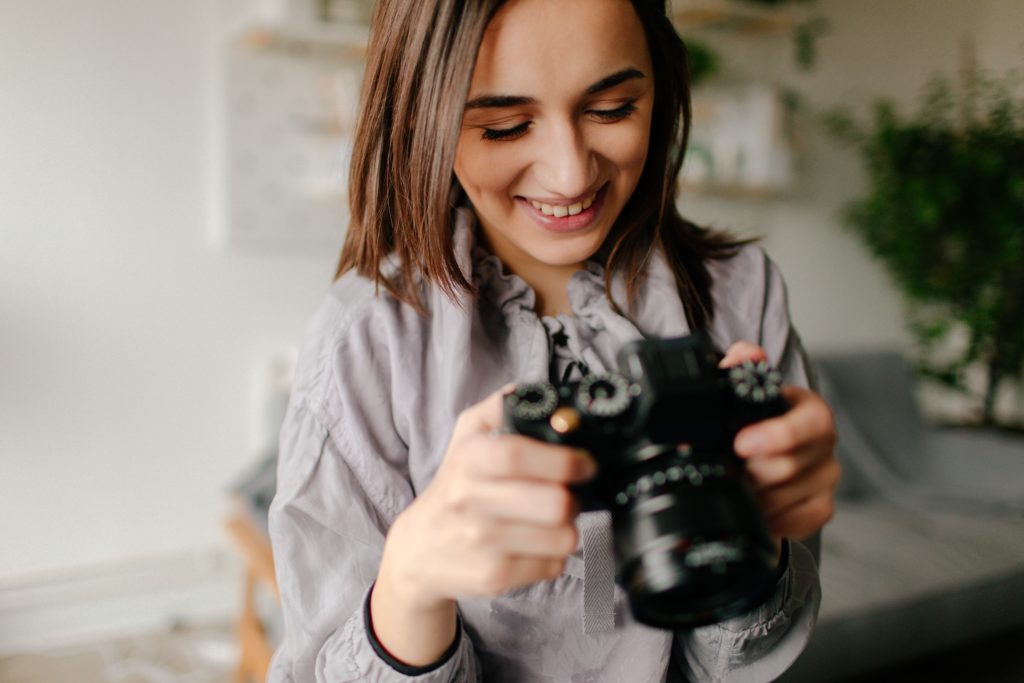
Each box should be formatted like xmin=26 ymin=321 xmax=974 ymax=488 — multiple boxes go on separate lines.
xmin=364 ymin=582 xmax=462 ymax=676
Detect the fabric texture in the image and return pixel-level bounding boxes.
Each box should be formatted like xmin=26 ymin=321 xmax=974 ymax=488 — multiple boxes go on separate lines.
xmin=267 ymin=207 xmax=822 ymax=683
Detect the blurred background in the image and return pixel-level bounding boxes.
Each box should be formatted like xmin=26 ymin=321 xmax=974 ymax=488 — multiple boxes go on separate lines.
xmin=1 ymin=1 xmax=1022 ymax=681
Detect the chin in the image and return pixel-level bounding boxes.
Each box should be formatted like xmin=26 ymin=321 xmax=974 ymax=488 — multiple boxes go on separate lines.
xmin=530 ymin=234 xmax=607 ymax=268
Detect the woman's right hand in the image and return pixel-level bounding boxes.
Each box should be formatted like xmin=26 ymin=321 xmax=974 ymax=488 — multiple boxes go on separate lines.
xmin=370 ymin=386 xmax=596 ymax=666
xmin=380 ymin=385 xmax=597 ymax=610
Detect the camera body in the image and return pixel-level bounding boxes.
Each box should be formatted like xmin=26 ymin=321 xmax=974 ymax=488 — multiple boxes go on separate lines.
xmin=502 ymin=333 xmax=787 ymax=629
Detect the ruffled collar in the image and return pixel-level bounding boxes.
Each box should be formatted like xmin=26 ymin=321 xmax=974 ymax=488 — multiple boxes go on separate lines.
xmin=453 ymin=205 xmax=628 ymax=329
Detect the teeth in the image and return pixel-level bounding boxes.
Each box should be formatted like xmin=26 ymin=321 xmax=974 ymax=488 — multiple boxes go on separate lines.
xmin=528 ymin=191 xmax=598 ymax=218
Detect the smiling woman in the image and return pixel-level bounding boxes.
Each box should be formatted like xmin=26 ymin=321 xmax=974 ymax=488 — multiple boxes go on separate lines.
xmin=269 ymin=1 xmax=837 ymax=682
xmin=340 ymin=0 xmax=752 ymax=327
xmin=455 ymin=1 xmax=654 ymax=315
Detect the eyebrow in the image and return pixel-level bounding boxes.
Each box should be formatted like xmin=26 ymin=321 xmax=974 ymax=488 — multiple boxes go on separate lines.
xmin=464 ymin=67 xmax=646 ymax=110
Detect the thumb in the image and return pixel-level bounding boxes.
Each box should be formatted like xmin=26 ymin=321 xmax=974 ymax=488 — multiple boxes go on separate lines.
xmin=719 ymin=341 xmax=768 ymax=369
xmin=452 ymin=383 xmax=516 ymax=439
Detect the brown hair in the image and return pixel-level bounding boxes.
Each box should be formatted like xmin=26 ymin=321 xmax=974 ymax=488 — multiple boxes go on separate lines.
xmin=337 ymin=0 xmax=748 ymax=330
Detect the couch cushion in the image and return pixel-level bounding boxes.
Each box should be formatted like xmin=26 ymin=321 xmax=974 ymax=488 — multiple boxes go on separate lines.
xmin=779 ymin=499 xmax=1024 ymax=681
xmin=814 ymin=352 xmax=1024 ymax=510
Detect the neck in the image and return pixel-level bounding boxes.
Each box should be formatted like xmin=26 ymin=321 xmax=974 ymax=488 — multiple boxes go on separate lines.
xmin=510 ymin=259 xmax=577 ymax=317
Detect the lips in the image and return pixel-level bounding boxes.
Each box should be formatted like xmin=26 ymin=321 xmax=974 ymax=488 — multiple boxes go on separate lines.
xmin=526 ymin=190 xmax=599 ymax=218
xmin=517 ymin=184 xmax=608 ymax=233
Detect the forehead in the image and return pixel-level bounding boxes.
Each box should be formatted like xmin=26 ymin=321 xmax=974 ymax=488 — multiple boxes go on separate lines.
xmin=470 ymin=0 xmax=651 ymax=97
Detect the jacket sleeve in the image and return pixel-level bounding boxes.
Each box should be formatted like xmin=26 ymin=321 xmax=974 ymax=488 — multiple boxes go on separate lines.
xmin=673 ymin=538 xmax=820 ymax=682
xmin=266 ymin=333 xmax=481 ymax=682
xmin=676 ymin=249 xmax=823 ymax=681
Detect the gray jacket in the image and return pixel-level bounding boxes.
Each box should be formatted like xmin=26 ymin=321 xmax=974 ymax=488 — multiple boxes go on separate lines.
xmin=268 ymin=208 xmax=821 ymax=683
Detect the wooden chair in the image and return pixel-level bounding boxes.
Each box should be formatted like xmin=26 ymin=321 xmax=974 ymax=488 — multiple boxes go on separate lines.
xmin=225 ymin=509 xmax=279 ymax=683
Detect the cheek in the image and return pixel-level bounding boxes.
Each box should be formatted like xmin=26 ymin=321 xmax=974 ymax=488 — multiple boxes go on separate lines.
xmin=455 ymin=138 xmax=521 ymax=204
xmin=613 ymin=118 xmax=652 ymax=175
xmin=589 ymin=118 xmax=651 ymax=187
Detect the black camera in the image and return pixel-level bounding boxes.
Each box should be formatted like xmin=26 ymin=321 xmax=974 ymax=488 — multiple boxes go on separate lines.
xmin=502 ymin=333 xmax=787 ymax=629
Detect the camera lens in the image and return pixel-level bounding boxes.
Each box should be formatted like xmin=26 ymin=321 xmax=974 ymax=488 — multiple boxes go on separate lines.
xmin=610 ymin=445 xmax=778 ymax=629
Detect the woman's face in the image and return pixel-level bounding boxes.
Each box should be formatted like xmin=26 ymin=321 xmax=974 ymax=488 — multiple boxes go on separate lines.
xmin=454 ymin=0 xmax=654 ymax=277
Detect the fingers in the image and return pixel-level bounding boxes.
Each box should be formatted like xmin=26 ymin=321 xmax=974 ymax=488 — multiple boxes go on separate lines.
xmin=454 ymin=519 xmax=579 ymax=558
xmin=755 ymin=457 xmax=842 ymax=516
xmin=409 ymin=385 xmax=593 ymax=603
xmin=464 ymin=433 xmax=597 ymax=484
xmin=719 ymin=341 xmax=768 ymax=368
xmin=765 ymin=490 xmax=836 ymax=540
xmin=447 ymin=478 xmax=580 ymax=526
xmin=744 ymin=446 xmax=820 ymax=490
xmin=734 ymin=385 xmax=836 ymax=458
xmin=497 ymin=523 xmax=579 ymax=557
xmin=734 ymin=384 xmax=839 ymax=542
xmin=452 ymin=386 xmax=598 ymax=484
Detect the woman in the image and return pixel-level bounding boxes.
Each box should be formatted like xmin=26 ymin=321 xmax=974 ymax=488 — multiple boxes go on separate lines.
xmin=268 ymin=0 xmax=839 ymax=681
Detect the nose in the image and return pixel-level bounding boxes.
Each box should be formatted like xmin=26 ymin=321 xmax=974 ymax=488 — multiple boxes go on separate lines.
xmin=533 ymin=119 xmax=599 ymax=200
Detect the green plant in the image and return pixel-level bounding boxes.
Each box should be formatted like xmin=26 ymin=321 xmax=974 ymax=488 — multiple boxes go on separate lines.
xmin=687 ymin=38 xmax=721 ymax=85
xmin=826 ymin=72 xmax=1024 ymax=427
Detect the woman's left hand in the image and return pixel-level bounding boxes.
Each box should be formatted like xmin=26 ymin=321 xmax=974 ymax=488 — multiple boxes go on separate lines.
xmin=720 ymin=342 xmax=840 ymax=559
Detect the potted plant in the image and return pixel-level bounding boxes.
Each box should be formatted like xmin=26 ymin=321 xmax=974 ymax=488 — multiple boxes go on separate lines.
xmin=826 ymin=69 xmax=1024 ymax=429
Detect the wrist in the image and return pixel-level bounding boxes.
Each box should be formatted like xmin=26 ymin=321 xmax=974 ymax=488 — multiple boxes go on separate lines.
xmin=372 ymin=547 xmax=458 ymax=668
xmin=366 ymin=583 xmax=462 ymax=674
xmin=378 ymin=515 xmax=453 ymax=614
xmin=375 ymin=550 xmax=453 ymax=617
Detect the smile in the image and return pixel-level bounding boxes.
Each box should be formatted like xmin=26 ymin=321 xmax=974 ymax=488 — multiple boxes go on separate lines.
xmin=527 ymin=190 xmax=599 ymax=218
xmin=516 ymin=184 xmax=608 ymax=234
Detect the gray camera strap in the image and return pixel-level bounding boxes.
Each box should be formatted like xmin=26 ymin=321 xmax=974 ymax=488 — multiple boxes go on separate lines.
xmin=578 ymin=510 xmax=616 ymax=633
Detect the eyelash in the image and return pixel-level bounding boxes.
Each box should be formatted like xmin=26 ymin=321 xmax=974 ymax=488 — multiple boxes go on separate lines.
xmin=481 ymin=102 xmax=639 ymax=141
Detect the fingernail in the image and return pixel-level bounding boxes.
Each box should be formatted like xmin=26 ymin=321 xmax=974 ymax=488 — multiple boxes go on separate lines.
xmin=577 ymin=452 xmax=598 ymax=479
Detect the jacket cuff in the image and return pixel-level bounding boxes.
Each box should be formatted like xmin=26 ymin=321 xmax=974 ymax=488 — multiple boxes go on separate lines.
xmin=364 ymin=582 xmax=463 ymax=676
xmin=680 ymin=537 xmax=821 ymax=682
xmin=716 ymin=537 xmax=793 ymax=634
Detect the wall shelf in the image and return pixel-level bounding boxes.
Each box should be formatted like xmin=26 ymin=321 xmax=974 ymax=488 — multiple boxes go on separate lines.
xmin=216 ymin=1 xmax=366 ymax=251
xmin=229 ymin=21 xmax=369 ymax=59
xmin=682 ymin=82 xmax=796 ymax=197
xmin=673 ymin=0 xmax=796 ymax=35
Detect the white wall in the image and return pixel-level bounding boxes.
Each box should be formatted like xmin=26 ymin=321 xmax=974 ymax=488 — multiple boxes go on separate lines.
xmin=0 ymin=1 xmax=340 ymax=583
xmin=978 ymin=0 xmax=1024 ymax=70
xmin=0 ymin=0 xmax=1022 ymax=641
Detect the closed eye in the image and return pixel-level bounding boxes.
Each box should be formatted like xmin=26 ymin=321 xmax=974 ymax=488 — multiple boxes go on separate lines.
xmin=482 ymin=121 xmax=530 ymax=141
xmin=589 ymin=102 xmax=638 ymax=122
xmin=481 ymin=101 xmax=638 ymax=142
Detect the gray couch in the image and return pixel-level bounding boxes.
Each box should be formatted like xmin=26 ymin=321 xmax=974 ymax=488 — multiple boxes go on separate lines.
xmin=234 ymin=352 xmax=1023 ymax=680
xmin=778 ymin=352 xmax=1024 ymax=682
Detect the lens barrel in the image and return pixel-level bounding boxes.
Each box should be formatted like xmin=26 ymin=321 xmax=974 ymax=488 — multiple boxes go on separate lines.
xmin=610 ymin=445 xmax=777 ymax=627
